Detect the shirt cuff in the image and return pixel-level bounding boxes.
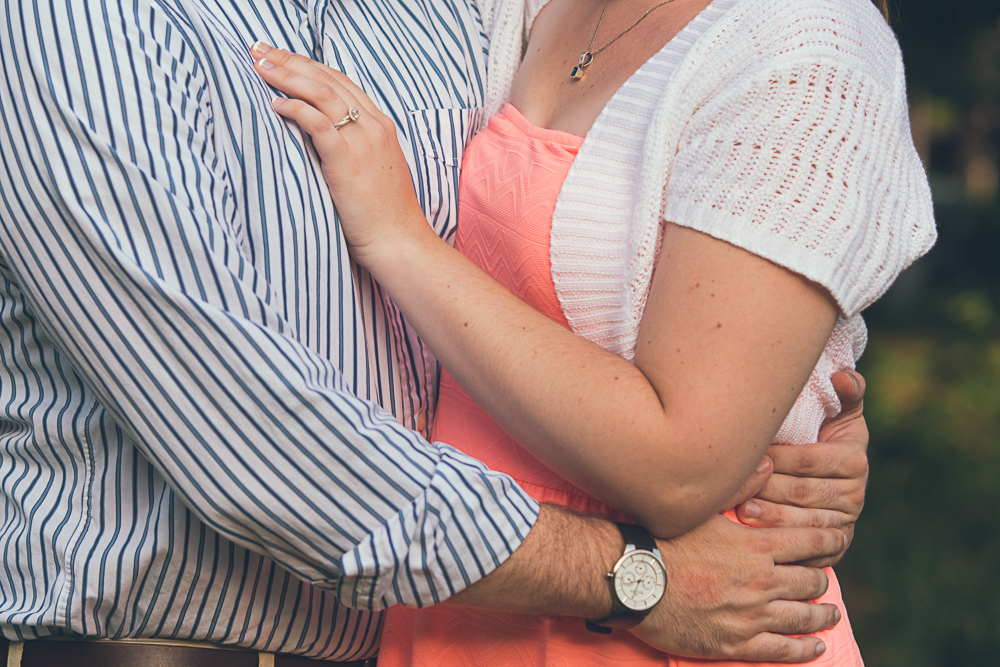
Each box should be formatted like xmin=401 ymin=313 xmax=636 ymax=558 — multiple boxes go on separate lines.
xmin=334 ymin=441 xmax=540 ymax=610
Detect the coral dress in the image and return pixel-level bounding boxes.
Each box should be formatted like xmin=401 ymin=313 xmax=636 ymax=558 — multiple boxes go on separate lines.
xmin=378 ymin=104 xmax=862 ymax=666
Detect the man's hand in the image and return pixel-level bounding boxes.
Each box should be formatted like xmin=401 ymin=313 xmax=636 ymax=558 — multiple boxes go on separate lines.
xmin=736 ymin=370 xmax=869 ymax=566
xmin=632 ymin=516 xmax=844 ymax=662
xmin=452 ymin=505 xmax=844 ymax=662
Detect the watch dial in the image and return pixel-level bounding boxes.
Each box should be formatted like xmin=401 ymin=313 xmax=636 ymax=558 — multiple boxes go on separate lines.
xmin=614 ymin=552 xmax=666 ymax=611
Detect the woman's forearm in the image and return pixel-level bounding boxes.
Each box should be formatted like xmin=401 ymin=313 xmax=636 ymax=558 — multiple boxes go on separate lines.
xmin=248 ymin=48 xmax=839 ymax=538
xmin=366 ymin=219 xmax=838 ymax=538
xmin=368 ymin=226 xmax=695 ymax=535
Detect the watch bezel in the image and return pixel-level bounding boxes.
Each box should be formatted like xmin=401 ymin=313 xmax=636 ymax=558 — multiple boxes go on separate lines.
xmin=612 ymin=549 xmax=667 ymax=612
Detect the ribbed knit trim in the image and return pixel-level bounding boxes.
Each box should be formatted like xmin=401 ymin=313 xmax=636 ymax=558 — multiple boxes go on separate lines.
xmin=484 ymin=0 xmax=525 ymax=121
xmin=773 ymin=313 xmax=868 ymax=443
xmin=549 ymin=0 xmax=738 ymax=359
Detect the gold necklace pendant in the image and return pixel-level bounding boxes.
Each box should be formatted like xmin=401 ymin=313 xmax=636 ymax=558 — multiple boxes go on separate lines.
xmin=570 ymin=51 xmax=595 ymax=79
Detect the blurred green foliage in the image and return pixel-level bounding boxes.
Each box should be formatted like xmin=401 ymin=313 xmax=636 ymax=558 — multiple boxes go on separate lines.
xmin=837 ymin=2 xmax=1000 ymax=665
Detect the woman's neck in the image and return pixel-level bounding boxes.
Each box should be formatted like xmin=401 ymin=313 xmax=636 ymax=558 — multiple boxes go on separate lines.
xmin=509 ymin=0 xmax=713 ymax=137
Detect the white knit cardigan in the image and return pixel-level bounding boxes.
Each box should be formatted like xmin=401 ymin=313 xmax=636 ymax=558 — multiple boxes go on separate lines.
xmin=481 ymin=0 xmax=936 ymax=443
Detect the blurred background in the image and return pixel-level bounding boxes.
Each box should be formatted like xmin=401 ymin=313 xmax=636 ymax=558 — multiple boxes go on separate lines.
xmin=837 ymin=1 xmax=1000 ymax=665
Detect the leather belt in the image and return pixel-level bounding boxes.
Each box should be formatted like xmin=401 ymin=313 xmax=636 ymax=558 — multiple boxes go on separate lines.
xmin=0 ymin=636 xmax=374 ymax=667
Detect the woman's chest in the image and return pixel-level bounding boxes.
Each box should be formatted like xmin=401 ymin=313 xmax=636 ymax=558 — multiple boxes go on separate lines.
xmin=509 ymin=0 xmax=711 ymax=136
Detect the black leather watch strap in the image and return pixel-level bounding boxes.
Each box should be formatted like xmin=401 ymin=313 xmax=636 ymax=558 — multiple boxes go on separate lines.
xmin=584 ymin=618 xmax=615 ymax=634
xmin=616 ymin=521 xmax=657 ymax=553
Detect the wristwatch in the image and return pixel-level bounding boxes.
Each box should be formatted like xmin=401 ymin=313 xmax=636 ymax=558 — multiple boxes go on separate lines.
xmin=585 ymin=522 xmax=667 ymax=634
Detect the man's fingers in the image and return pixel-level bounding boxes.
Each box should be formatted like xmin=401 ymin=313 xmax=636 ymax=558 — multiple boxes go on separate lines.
xmin=737 ymin=497 xmax=850 ymax=529
xmin=767 ymin=442 xmax=866 ymax=479
xmin=722 ymin=601 xmax=839 ymax=662
xmin=795 ymin=549 xmax=849 ymax=568
xmin=764 ymin=601 xmax=841 ymax=635
xmin=721 ymin=456 xmax=772 ymax=511
xmin=764 ymin=526 xmax=845 ymax=564
xmin=830 ymin=369 xmax=865 ymax=415
xmin=736 ymin=633 xmax=830 ymax=663
xmin=738 ymin=498 xmax=855 ymax=563
xmin=756 ymin=472 xmax=861 ymax=514
xmin=770 ymin=564 xmax=830 ymax=601
xmin=798 ymin=522 xmax=856 ymax=566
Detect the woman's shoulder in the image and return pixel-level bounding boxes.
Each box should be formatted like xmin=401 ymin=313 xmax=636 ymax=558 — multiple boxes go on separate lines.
xmin=658 ymin=0 xmax=935 ymax=320
xmin=704 ymin=0 xmax=904 ymax=91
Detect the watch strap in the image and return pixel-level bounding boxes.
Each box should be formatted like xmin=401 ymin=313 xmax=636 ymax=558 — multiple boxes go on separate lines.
xmin=616 ymin=521 xmax=657 ymax=553
xmin=584 ymin=619 xmax=614 ymax=634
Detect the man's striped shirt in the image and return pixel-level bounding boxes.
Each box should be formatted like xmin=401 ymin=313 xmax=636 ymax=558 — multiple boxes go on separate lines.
xmin=0 ymin=0 xmax=538 ymax=659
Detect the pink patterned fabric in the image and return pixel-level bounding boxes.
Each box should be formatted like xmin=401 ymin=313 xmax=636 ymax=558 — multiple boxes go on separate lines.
xmin=378 ymin=105 xmax=862 ymax=666
xmin=433 ymin=105 xmax=620 ymax=512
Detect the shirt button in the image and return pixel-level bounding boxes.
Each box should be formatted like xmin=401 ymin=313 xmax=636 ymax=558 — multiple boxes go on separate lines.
xmin=416 ymin=411 xmax=427 ymax=432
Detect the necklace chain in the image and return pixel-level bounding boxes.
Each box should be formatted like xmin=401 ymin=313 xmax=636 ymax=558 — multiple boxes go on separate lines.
xmin=571 ymin=0 xmax=676 ymax=80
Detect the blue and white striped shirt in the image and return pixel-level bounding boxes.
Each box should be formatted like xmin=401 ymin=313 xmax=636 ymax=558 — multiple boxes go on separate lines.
xmin=0 ymin=0 xmax=538 ymax=659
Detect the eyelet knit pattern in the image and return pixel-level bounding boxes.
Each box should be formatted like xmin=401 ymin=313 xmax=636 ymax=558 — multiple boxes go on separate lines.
xmin=487 ymin=0 xmax=935 ymax=444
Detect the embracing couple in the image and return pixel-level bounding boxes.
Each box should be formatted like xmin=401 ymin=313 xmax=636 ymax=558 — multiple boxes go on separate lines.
xmin=0 ymin=0 xmax=933 ymax=666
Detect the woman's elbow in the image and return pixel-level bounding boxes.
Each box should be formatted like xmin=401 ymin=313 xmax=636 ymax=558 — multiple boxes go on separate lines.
xmin=627 ymin=481 xmax=729 ymax=539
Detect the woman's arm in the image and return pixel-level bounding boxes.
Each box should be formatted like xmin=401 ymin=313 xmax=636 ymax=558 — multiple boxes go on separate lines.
xmin=252 ymin=45 xmax=837 ymax=538
xmin=371 ymin=218 xmax=836 ymax=537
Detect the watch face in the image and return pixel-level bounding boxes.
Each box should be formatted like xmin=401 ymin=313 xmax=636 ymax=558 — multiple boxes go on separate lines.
xmin=614 ymin=551 xmax=666 ymax=611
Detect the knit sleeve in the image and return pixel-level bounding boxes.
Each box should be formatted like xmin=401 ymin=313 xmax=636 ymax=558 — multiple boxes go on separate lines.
xmin=661 ymin=57 xmax=936 ymax=317
xmin=526 ymin=0 xmax=549 ymax=30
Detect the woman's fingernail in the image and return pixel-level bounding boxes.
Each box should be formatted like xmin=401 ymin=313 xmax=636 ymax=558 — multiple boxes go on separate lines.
xmin=756 ymin=457 xmax=770 ymax=473
xmin=271 ymin=96 xmax=286 ymax=108
xmin=252 ymin=41 xmax=272 ymax=55
xmin=258 ymin=58 xmax=275 ymax=70
xmin=816 ymin=641 xmax=826 ymax=655
xmin=834 ymin=608 xmax=842 ymax=623
xmin=744 ymin=501 xmax=761 ymax=518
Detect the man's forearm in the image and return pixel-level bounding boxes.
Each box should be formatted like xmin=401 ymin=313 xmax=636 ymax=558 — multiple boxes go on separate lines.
xmin=450 ymin=506 xmax=845 ymax=662
xmin=447 ymin=504 xmax=617 ymax=619
xmin=0 ymin=11 xmax=541 ymax=613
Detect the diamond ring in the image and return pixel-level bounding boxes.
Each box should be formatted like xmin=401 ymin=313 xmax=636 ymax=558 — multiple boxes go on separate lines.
xmin=333 ymin=107 xmax=361 ymax=129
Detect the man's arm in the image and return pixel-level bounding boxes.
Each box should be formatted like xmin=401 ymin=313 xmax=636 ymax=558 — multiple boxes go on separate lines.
xmin=0 ymin=0 xmax=537 ymax=611
xmin=447 ymin=371 xmax=864 ymax=661
xmin=452 ymin=506 xmax=844 ymax=662
xmin=444 ymin=370 xmax=865 ymax=661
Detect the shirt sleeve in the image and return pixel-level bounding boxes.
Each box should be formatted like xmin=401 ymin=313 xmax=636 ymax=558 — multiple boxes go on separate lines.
xmin=0 ymin=2 xmax=537 ymax=610
xmin=662 ymin=55 xmax=936 ymax=318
